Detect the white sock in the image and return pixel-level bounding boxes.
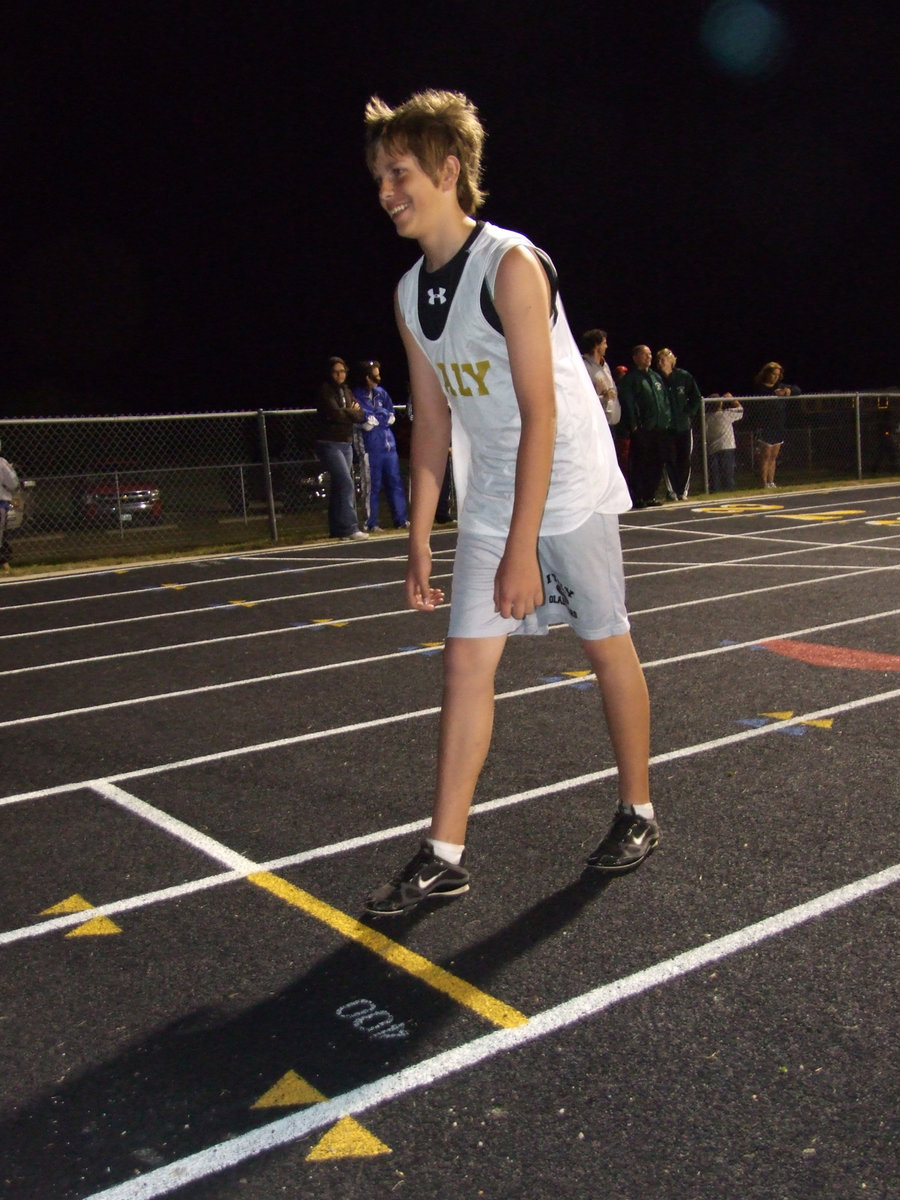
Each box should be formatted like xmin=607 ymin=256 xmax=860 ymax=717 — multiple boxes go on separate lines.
xmin=625 ymin=803 xmax=655 ymax=821
xmin=427 ymin=837 xmax=465 ymax=865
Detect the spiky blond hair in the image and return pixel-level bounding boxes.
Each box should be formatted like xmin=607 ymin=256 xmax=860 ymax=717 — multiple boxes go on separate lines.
xmin=365 ymin=89 xmax=487 ymax=215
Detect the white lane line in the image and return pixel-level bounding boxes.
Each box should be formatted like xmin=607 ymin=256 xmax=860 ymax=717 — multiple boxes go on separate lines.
xmin=2 ymin=646 xmax=441 ymax=727
xmin=3 ymin=686 xmax=899 ymax=950
xmin=2 ymin=559 xmax=390 ymax=612
xmin=0 ymin=573 xmax=453 ymax=642
xmin=2 ymin=681 xmax=899 ymax=811
xmin=4 ymin=603 xmax=899 ymax=728
xmin=79 ymin=861 xmax=900 ymax=1200
xmin=0 ymin=614 xmax=447 ymax=678
xmin=90 ymin=782 xmax=257 ymax=872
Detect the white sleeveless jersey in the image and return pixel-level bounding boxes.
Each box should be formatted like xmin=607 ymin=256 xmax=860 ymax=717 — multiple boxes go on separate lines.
xmin=397 ymin=222 xmax=630 ymax=536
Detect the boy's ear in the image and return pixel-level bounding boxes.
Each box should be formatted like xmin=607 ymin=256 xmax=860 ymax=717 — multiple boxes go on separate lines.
xmin=441 ymin=154 xmax=461 ymax=192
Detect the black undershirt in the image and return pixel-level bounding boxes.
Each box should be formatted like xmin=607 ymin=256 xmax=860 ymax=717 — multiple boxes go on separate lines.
xmin=417 ymin=221 xmax=559 ymax=341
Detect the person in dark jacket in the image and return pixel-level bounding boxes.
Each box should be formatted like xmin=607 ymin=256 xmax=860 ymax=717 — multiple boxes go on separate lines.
xmin=315 ymin=356 xmax=369 ymax=539
xmin=753 ymin=361 xmax=800 ymax=488
xmin=656 ymin=347 xmax=702 ymax=500
xmin=617 ymin=344 xmax=671 ymax=507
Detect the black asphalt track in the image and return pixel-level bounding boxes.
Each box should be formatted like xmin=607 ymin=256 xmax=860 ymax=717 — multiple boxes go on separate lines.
xmin=0 ymin=481 xmax=898 ymax=1200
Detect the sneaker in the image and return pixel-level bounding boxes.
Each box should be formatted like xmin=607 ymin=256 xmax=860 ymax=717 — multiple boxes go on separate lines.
xmin=365 ymin=841 xmax=470 ymax=916
xmin=341 ymin=529 xmax=370 ymax=540
xmin=586 ymin=809 xmax=660 ymax=872
xmin=646 ymin=498 xmax=664 ymax=507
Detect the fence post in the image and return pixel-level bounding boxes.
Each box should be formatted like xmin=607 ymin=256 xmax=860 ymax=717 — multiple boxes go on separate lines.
xmin=699 ymin=400 xmax=709 ymax=493
xmin=854 ymin=394 xmax=862 ymax=479
xmin=257 ymin=409 xmax=278 ymax=543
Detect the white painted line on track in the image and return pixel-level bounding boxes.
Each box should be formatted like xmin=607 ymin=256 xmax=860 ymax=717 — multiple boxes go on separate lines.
xmin=0 ymin=573 xmax=454 ymax=642
xmin=2 ymin=685 xmax=899 ymax=948
xmin=2 ymin=675 xmax=898 ymax=810
xmin=2 ymin=558 xmax=401 ymax=612
xmin=2 ymin=645 xmax=441 ymax=727
xmin=90 ymin=782 xmax=257 ymax=871
xmin=78 ymin=862 xmax=900 ymax=1200
xmin=4 ymin=603 xmax=898 ymax=726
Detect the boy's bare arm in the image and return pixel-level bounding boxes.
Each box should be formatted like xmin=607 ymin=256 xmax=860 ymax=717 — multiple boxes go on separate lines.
xmin=396 ymin=293 xmax=450 ymax=612
xmin=492 ymin=246 xmax=557 ymax=620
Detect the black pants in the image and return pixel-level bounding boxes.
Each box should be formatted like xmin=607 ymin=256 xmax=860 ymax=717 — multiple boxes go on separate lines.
xmin=629 ymin=428 xmax=671 ymax=504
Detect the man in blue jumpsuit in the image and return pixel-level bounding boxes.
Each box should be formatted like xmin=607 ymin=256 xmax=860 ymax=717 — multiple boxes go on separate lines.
xmin=353 ymin=360 xmax=409 ymax=530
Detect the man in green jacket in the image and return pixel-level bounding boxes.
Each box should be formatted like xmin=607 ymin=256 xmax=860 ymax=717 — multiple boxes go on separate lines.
xmin=656 ymin=347 xmax=702 ymax=500
xmin=617 ymin=344 xmax=671 ymax=507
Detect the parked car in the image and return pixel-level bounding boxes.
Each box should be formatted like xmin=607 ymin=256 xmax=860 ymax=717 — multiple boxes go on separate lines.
xmin=221 ymin=456 xmax=328 ymax=515
xmin=73 ymin=463 xmax=162 ymax=525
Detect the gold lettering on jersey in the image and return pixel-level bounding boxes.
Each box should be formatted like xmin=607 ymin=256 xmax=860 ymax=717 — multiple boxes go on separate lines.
xmin=461 ymin=361 xmax=490 ymax=394
xmin=436 ymin=362 xmax=455 ymax=395
xmin=450 ymin=363 xmax=473 ymax=396
xmin=436 ymin=360 xmax=491 ymax=398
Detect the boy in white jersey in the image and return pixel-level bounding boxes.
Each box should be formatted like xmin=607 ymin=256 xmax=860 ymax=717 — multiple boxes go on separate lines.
xmin=364 ymin=90 xmax=657 ymax=915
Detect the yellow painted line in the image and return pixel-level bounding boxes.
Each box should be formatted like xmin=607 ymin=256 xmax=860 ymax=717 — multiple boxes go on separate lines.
xmin=247 ymin=871 xmax=528 ymax=1029
xmin=769 ymin=510 xmax=865 ymax=522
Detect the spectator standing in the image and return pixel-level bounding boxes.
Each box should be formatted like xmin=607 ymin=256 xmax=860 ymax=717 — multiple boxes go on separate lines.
xmin=353 ymin=360 xmax=410 ymax=530
xmin=580 ymin=329 xmax=621 ymax=428
xmin=314 ymin=356 xmax=369 ymax=540
xmin=706 ymin=398 xmax=743 ymax=490
xmin=753 ymin=361 xmax=800 ymax=488
xmin=0 ymin=440 xmax=21 ymax=572
xmin=655 ymin=347 xmax=702 ymax=500
xmin=618 ymin=344 xmax=671 ymax=507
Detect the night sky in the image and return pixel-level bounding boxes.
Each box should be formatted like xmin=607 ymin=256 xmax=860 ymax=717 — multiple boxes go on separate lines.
xmin=0 ymin=1 xmax=896 ymax=416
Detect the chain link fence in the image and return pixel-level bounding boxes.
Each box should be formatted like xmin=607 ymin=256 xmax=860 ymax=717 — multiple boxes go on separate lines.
xmin=0 ymin=407 xmax=411 ymax=569
xmin=693 ymin=391 xmax=899 ymax=495
xmin=1 ymin=392 xmax=896 ymax=568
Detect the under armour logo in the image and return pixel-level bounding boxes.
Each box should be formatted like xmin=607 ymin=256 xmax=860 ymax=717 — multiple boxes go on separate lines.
xmin=427 ymin=287 xmax=447 ymax=306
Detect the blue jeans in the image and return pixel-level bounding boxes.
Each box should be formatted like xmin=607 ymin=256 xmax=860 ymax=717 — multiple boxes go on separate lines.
xmin=316 ymin=440 xmax=359 ymax=537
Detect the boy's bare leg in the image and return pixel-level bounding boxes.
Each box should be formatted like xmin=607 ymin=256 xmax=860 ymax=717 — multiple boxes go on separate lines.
xmin=429 ymin=634 xmax=508 ymax=845
xmin=580 ymin=632 xmax=651 ymax=809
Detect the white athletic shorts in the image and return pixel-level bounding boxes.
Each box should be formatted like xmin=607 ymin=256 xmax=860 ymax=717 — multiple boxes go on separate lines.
xmin=447 ymin=511 xmax=630 ymax=641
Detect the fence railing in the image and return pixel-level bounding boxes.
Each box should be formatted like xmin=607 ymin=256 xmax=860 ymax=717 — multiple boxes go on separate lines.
xmin=0 ymin=392 xmax=897 ymax=568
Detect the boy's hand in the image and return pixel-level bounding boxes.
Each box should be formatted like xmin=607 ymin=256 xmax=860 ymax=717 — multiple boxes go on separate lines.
xmin=493 ymin=547 xmax=543 ymax=620
xmin=406 ymin=543 xmax=445 ymax=612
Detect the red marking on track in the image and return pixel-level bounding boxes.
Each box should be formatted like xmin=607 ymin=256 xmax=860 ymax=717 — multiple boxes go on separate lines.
xmin=762 ymin=639 xmax=900 ymax=671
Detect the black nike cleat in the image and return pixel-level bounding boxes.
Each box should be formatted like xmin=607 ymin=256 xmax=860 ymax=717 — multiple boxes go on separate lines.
xmin=586 ymin=809 xmax=660 ymax=872
xmin=365 ymin=841 xmax=470 ymax=916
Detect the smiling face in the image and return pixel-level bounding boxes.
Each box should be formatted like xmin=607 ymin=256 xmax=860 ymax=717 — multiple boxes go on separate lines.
xmin=633 ymin=345 xmax=652 ymax=370
xmin=372 ymin=143 xmax=450 ymax=241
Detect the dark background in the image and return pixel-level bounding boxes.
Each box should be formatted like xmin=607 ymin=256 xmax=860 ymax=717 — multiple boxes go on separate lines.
xmin=0 ymin=0 xmax=896 ymax=416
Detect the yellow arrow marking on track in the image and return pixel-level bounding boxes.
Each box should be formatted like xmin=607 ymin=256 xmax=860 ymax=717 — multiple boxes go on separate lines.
xmin=563 ymin=670 xmax=593 ymax=679
xmin=251 ymin=1073 xmax=390 ymax=1159
xmin=247 ymin=872 xmax=528 ymax=1029
xmin=41 ymin=894 xmax=122 ymax=936
xmin=867 ymin=518 xmax=900 ymax=526
xmin=161 ymin=584 xmax=187 ymax=590
xmin=228 ymin=600 xmax=259 ymax=608
xmin=760 ymin=711 xmax=834 ymax=730
xmin=306 ymin=1117 xmax=391 ymax=1161
xmin=311 ymin=618 xmax=350 ymax=627
xmin=252 ymin=1071 xmax=326 ymax=1109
